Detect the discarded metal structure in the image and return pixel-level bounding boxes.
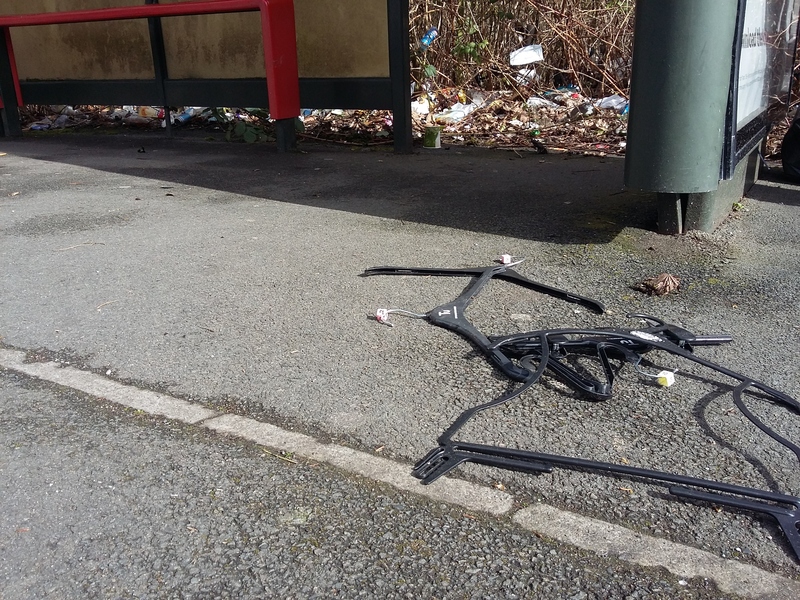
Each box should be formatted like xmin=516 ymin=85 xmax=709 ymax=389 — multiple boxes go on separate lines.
xmin=364 ymin=261 xmax=800 ymax=561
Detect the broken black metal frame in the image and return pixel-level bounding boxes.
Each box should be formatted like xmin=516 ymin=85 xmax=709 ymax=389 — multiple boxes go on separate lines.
xmin=363 ymin=262 xmax=800 ymax=561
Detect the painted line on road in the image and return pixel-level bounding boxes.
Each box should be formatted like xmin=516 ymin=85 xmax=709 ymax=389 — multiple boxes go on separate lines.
xmin=514 ymin=504 xmax=800 ymax=600
xmin=205 ymin=413 xmax=511 ymax=516
xmin=0 ymin=348 xmax=217 ymax=424
xmin=2 ymin=346 xmax=798 ymax=598
xmin=0 ymin=348 xmax=511 ymax=518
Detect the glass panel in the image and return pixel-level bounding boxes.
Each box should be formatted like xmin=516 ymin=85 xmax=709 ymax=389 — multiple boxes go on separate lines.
xmin=736 ymin=0 xmax=800 ymax=130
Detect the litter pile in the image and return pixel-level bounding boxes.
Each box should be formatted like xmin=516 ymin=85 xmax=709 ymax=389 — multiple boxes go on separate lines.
xmin=15 ymin=94 xmax=789 ymax=159
xmin=20 ymin=105 xmax=227 ymax=133
xmin=412 ymin=87 xmax=628 ymax=154
xmin=411 ymin=39 xmax=629 ymax=154
xmin=17 ymin=96 xmax=629 ymax=156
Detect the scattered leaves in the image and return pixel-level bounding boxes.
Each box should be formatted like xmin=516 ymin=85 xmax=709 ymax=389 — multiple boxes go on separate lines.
xmin=631 ymin=273 xmax=680 ymax=296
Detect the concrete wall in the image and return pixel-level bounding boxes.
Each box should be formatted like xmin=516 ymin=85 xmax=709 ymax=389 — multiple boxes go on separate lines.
xmin=2 ymin=0 xmax=390 ymax=80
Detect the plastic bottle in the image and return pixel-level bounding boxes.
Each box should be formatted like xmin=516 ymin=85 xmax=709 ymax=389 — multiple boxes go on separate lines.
xmin=419 ymin=27 xmax=439 ymax=50
xmin=173 ymin=107 xmax=201 ymax=124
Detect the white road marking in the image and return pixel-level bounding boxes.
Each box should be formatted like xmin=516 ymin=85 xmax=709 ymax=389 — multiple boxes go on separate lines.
xmin=514 ymin=504 xmax=800 ymax=599
xmin=3 ymin=346 xmax=798 ymax=597
xmin=0 ymin=348 xmax=217 ymax=424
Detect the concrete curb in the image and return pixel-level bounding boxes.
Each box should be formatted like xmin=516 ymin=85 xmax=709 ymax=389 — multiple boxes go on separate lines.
xmin=0 ymin=348 xmax=218 ymax=424
xmin=205 ymin=413 xmax=512 ymax=516
xmin=514 ymin=504 xmax=800 ymax=600
xmin=3 ymin=346 xmax=798 ymax=598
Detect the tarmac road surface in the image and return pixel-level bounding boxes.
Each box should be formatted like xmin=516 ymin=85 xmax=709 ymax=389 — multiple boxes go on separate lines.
xmin=2 ymin=132 xmax=800 ymax=598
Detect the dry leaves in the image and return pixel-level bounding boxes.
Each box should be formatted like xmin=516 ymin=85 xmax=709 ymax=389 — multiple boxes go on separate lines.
xmin=631 ymin=273 xmax=681 ymax=296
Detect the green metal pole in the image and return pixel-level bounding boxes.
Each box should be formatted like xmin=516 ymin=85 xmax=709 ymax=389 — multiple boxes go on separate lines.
xmin=625 ymin=0 xmax=739 ymax=194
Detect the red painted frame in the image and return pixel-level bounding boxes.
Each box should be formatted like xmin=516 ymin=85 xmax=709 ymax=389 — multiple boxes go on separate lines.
xmin=0 ymin=0 xmax=300 ymax=119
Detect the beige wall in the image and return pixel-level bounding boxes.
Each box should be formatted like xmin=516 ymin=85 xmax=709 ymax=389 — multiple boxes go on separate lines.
xmin=2 ymin=0 xmax=390 ymax=81
xmin=294 ymin=0 xmax=390 ymax=78
xmin=4 ymin=0 xmax=155 ymax=80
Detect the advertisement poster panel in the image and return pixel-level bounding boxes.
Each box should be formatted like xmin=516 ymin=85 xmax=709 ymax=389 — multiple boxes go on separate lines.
xmin=727 ymin=0 xmax=799 ymax=175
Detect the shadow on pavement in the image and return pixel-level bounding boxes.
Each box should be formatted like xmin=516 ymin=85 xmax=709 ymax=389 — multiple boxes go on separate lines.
xmin=0 ymin=131 xmax=657 ymax=245
xmin=747 ymin=166 xmax=800 ymax=206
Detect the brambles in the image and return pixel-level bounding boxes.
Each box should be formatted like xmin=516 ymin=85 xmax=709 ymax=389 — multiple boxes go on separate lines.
xmin=409 ymin=0 xmax=635 ymax=97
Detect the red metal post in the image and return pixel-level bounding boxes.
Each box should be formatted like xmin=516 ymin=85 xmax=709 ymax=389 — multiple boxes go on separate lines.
xmin=0 ymin=0 xmax=261 ymax=28
xmin=259 ymin=0 xmax=299 ymax=120
xmin=2 ymin=27 xmax=23 ymax=106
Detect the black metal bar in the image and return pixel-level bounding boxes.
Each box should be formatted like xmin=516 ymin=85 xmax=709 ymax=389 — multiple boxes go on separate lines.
xmin=387 ymin=0 xmax=412 ymax=153
xmin=670 ymin=487 xmax=800 ymax=561
xmin=363 ymin=265 xmax=606 ymax=314
xmin=274 ymin=118 xmax=296 ymax=151
xmin=300 ymin=77 xmax=393 ymax=108
xmin=722 ymin=0 xmax=746 ymax=180
xmin=145 ymin=0 xmax=171 ymax=136
xmin=20 ymin=78 xmax=393 ymax=112
xmin=20 ymin=80 xmax=162 ymax=106
xmin=412 ymin=437 xmax=800 ymax=560
xmin=420 ymin=439 xmax=800 ymax=508
xmin=363 ymin=263 xmax=606 ymax=382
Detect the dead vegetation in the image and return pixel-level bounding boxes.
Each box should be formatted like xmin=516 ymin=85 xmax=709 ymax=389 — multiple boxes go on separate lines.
xmin=409 ymin=0 xmax=635 ymax=97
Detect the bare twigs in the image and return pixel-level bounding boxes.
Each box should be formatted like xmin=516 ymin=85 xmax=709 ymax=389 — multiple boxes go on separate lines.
xmin=409 ymin=0 xmax=635 ymax=97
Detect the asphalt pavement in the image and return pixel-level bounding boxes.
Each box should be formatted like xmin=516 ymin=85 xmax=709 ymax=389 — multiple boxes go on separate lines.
xmin=2 ymin=130 xmax=800 ymax=598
